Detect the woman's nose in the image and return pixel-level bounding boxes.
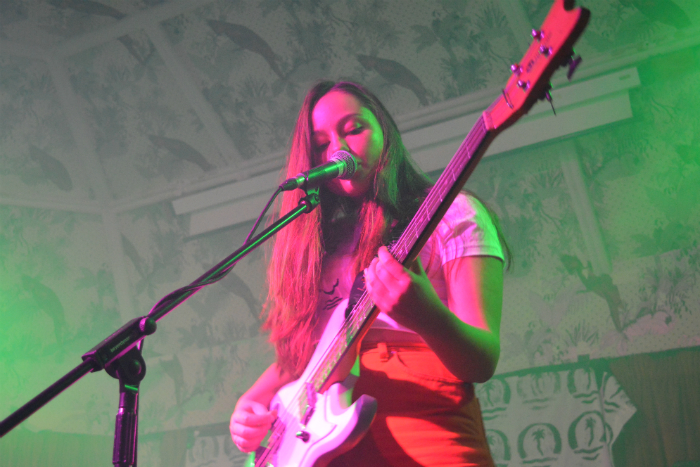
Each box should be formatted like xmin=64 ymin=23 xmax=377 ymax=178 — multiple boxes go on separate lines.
xmin=328 ymin=135 xmax=349 ymax=156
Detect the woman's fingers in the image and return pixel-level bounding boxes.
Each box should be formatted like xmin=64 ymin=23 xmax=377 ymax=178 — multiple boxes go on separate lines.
xmin=376 ymin=246 xmax=406 ymax=280
xmin=365 ymin=256 xmax=393 ymax=301
xmin=364 ymin=247 xmax=436 ymax=330
xmin=230 ymin=401 xmax=277 ymax=453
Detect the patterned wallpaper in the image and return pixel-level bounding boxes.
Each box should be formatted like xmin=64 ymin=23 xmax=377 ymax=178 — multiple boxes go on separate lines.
xmin=1 ymin=0 xmax=699 ymax=458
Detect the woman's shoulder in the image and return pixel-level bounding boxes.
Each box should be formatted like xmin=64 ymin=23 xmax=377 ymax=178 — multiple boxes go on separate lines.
xmin=443 ymin=192 xmax=490 ymax=224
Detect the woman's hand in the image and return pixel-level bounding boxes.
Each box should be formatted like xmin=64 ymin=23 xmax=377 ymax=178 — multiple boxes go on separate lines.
xmin=363 ymin=245 xmax=442 ymax=331
xmin=230 ymin=399 xmax=277 ymax=453
xmin=364 ymin=246 xmax=503 ymax=382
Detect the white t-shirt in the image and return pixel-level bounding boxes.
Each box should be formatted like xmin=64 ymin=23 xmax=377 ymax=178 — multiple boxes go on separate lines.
xmin=315 ymin=193 xmax=504 ymax=340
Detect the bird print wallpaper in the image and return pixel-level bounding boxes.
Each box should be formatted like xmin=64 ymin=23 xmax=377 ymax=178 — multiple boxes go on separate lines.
xmin=1 ymin=0 xmax=699 ymax=466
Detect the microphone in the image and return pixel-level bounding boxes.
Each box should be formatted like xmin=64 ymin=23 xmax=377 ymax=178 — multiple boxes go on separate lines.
xmin=280 ymin=151 xmax=357 ymax=191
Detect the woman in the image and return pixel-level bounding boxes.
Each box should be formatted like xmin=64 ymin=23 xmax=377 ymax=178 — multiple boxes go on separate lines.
xmin=230 ymin=81 xmax=506 ymax=466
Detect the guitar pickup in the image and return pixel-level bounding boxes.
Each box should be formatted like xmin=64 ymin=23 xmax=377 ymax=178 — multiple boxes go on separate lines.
xmin=301 ymin=382 xmax=317 ymax=425
xmin=301 ymin=404 xmax=315 ymax=426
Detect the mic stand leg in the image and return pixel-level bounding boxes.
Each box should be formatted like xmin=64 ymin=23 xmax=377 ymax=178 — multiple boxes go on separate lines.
xmin=107 ymin=345 xmax=146 ymax=467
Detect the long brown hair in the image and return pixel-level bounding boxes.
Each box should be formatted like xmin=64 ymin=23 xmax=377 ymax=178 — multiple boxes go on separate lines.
xmin=262 ymin=81 xmax=432 ymax=376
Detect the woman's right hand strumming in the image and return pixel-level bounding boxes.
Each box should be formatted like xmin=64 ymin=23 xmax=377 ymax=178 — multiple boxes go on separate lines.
xmin=230 ymin=398 xmax=278 ymax=453
xmin=230 ymin=363 xmax=293 ymax=453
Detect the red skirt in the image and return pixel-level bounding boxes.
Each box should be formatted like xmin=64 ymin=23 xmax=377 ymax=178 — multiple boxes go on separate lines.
xmin=330 ymin=342 xmax=495 ymax=467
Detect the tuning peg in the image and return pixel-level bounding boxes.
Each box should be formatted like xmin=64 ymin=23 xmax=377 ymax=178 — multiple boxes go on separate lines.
xmin=538 ymin=83 xmax=552 ymax=99
xmin=532 ymin=29 xmax=545 ymax=41
xmin=539 ymin=84 xmax=556 ymax=115
xmin=564 ymin=53 xmax=583 ymax=80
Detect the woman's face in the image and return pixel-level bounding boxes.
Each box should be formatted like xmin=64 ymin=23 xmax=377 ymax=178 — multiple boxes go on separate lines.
xmin=311 ymin=90 xmax=385 ymax=198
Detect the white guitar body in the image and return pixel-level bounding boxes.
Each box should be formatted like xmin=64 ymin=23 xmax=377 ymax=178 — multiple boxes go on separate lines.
xmin=248 ymin=299 xmax=378 ymax=467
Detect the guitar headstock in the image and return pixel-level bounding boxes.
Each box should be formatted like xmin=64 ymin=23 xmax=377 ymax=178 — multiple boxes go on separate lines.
xmin=484 ymin=0 xmax=590 ymax=132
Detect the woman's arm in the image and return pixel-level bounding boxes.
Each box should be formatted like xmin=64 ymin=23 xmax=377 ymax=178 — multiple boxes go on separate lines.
xmin=230 ymin=362 xmax=296 ymax=453
xmin=421 ymin=254 xmax=502 ymax=382
xmin=364 ymin=247 xmax=503 ymax=382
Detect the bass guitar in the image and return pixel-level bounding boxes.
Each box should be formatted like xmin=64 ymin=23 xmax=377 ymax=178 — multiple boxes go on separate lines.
xmin=248 ymin=1 xmax=590 ymax=465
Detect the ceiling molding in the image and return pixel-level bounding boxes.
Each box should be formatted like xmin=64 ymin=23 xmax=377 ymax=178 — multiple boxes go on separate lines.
xmin=402 ymin=68 xmax=640 ymax=156
xmin=573 ymin=26 xmax=700 ymax=83
xmin=111 ymin=151 xmax=285 ymax=214
xmin=172 ymin=171 xmax=280 ymax=216
xmin=409 ymin=91 xmax=634 ymax=173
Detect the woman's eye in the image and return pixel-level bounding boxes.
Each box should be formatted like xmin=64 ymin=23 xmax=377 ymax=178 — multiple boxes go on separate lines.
xmin=313 ymin=142 xmax=329 ymax=153
xmin=348 ymin=126 xmax=363 ymax=135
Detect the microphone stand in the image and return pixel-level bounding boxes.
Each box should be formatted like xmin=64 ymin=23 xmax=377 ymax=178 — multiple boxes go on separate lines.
xmin=0 ymin=187 xmax=320 ymax=467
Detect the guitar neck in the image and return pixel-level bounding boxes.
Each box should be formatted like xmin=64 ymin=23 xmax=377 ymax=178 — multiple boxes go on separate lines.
xmin=309 ymin=113 xmax=498 ymax=393
xmin=393 ymin=114 xmax=497 ymax=265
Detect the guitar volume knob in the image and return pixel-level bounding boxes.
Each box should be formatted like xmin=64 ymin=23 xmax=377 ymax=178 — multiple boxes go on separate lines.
xmin=296 ymin=430 xmax=310 ymax=443
xmin=510 ymin=64 xmax=522 ymax=75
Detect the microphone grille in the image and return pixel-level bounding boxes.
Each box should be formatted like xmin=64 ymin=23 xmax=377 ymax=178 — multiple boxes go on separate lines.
xmin=331 ymin=151 xmax=357 ymax=179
